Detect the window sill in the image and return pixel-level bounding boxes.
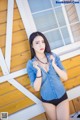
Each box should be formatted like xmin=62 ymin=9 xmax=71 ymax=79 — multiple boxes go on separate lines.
xmin=52 ymin=41 xmax=80 ymax=60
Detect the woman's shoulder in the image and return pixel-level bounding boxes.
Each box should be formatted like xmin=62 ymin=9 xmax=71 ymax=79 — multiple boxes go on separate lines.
xmin=46 ymin=52 xmax=58 ymax=58
xmin=26 ymin=59 xmax=32 ymax=68
xmin=26 ymin=57 xmax=36 ymax=68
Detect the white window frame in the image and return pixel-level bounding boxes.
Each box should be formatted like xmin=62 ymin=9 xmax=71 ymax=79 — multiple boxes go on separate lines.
xmin=18 ymin=0 xmax=80 ymax=60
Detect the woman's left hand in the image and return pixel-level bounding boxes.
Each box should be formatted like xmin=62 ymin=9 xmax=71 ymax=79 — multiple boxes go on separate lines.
xmin=50 ymin=55 xmax=55 ymax=65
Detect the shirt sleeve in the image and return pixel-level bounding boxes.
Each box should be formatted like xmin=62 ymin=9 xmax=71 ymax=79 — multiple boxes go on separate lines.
xmin=26 ymin=60 xmax=36 ymax=87
xmin=54 ymin=53 xmax=66 ymax=71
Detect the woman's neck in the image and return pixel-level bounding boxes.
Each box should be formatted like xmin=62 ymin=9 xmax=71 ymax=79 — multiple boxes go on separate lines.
xmin=35 ymin=52 xmax=46 ymax=59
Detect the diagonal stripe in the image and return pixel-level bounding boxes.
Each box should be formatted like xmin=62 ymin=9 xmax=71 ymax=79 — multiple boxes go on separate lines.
xmin=0 ymin=49 xmax=42 ymax=104
xmin=0 ymin=68 xmax=27 ymax=83
xmin=0 ymin=49 xmax=9 ymax=75
xmin=9 ymin=104 xmax=45 ymax=120
xmin=16 ymin=0 xmax=36 ymax=38
xmin=5 ymin=0 xmax=14 ymax=72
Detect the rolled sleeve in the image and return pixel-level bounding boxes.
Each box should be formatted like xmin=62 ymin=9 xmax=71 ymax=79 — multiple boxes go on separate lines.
xmin=52 ymin=53 xmax=66 ymax=71
xmin=26 ymin=60 xmax=36 ymax=87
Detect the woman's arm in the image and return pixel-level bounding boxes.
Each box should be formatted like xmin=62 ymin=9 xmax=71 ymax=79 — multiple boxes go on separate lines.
xmin=33 ymin=68 xmax=42 ymax=91
xmin=52 ymin=62 xmax=68 ymax=80
xmin=50 ymin=54 xmax=68 ymax=81
xmin=27 ymin=60 xmax=42 ymax=91
xmin=33 ymin=61 xmax=42 ymax=91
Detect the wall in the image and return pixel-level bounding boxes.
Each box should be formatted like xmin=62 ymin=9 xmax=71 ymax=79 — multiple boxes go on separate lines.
xmin=0 ymin=0 xmax=80 ymax=119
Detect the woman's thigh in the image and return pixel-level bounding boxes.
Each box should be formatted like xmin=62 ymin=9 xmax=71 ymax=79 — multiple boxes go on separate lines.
xmin=42 ymin=102 xmax=56 ymax=120
xmin=56 ymin=99 xmax=70 ymax=120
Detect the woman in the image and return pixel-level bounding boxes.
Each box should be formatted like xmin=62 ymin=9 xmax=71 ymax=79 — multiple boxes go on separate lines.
xmin=26 ymin=31 xmax=70 ymax=120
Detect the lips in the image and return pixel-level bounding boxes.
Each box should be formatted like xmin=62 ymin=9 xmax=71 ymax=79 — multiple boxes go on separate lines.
xmin=40 ymin=48 xmax=44 ymax=50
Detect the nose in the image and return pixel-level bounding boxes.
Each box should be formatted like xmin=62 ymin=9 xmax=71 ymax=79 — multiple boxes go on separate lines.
xmin=39 ymin=42 xmax=43 ymax=47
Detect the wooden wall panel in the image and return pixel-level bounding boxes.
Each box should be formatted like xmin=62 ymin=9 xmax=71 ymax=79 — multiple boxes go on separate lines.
xmin=12 ymin=30 xmax=28 ymax=44
xmin=0 ymin=35 xmax=6 ymax=48
xmin=0 ymin=79 xmax=39 ymax=98
xmin=11 ymin=51 xmax=31 ymax=69
xmin=0 ymin=82 xmax=15 ymax=95
xmin=65 ymin=4 xmax=78 ymax=23
xmin=69 ymin=101 xmax=75 ymax=114
xmin=65 ymin=4 xmax=80 ymax=42
xmin=0 ymin=6 xmax=20 ymax=23
xmin=0 ymin=23 xmax=6 ymax=36
xmin=0 ymin=97 xmax=34 ymax=115
xmin=64 ymin=75 xmax=80 ymax=90
xmin=0 ymin=0 xmax=80 ymax=118
xmin=62 ymin=55 xmax=80 ymax=69
xmin=0 ymin=19 xmax=24 ymax=35
xmin=0 ymin=0 xmax=17 ymax=12
xmin=73 ymin=97 xmax=80 ymax=112
xmin=11 ymin=40 xmax=29 ymax=55
xmin=0 ymin=0 xmax=33 ymax=115
xmin=0 ymin=90 xmax=31 ymax=106
xmin=0 ymin=0 xmax=8 ymax=12
xmin=71 ymin=23 xmax=80 ymax=42
xmin=67 ymin=66 xmax=80 ymax=79
xmin=0 ymin=10 xmax=7 ymax=24
xmin=62 ymin=55 xmax=80 ymax=90
xmin=11 ymin=63 xmax=27 ymax=72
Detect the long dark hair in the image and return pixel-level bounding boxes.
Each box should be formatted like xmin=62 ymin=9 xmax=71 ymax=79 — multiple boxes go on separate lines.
xmin=29 ymin=31 xmax=52 ymax=59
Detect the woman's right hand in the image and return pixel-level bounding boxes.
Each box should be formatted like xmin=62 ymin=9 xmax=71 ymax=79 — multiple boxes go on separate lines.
xmin=33 ymin=61 xmax=41 ymax=70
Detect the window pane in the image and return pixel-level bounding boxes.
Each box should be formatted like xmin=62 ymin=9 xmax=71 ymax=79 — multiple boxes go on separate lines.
xmin=44 ymin=30 xmax=64 ymax=49
xmin=52 ymin=0 xmax=61 ymax=8
xmin=55 ymin=7 xmax=66 ymax=27
xmin=28 ymin=0 xmax=52 ymax=13
xmin=71 ymin=23 xmax=80 ymax=42
xmin=65 ymin=5 xmax=79 ymax=24
xmin=61 ymin=27 xmax=71 ymax=45
xmin=75 ymin=4 xmax=80 ymax=21
xmin=33 ymin=10 xmax=58 ymax=32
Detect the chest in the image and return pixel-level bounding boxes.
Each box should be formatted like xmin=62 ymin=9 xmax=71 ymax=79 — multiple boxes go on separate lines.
xmin=38 ymin=62 xmax=49 ymax=73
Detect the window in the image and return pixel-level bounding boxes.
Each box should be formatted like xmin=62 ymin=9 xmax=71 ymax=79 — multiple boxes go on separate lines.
xmin=65 ymin=4 xmax=80 ymax=42
xmin=26 ymin=0 xmax=80 ymax=56
xmin=28 ymin=0 xmax=72 ymax=50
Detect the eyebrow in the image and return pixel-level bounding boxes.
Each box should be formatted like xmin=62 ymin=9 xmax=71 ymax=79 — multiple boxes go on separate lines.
xmin=35 ymin=39 xmax=44 ymax=42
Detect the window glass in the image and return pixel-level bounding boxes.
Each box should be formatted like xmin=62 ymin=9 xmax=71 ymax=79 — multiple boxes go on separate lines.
xmin=33 ymin=10 xmax=58 ymax=32
xmin=28 ymin=0 xmax=52 ymax=13
xmin=44 ymin=30 xmax=64 ymax=49
xmin=61 ymin=27 xmax=71 ymax=45
xmin=55 ymin=7 xmax=66 ymax=27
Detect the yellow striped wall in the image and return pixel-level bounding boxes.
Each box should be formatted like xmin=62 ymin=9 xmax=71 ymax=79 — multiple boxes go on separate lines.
xmin=0 ymin=0 xmax=80 ymax=119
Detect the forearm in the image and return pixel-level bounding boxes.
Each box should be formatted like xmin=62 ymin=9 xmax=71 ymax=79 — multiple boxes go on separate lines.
xmin=52 ymin=63 xmax=68 ymax=80
xmin=34 ymin=69 xmax=42 ymax=91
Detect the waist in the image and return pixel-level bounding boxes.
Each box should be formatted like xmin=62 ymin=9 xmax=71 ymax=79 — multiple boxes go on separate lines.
xmin=41 ymin=92 xmax=68 ymax=102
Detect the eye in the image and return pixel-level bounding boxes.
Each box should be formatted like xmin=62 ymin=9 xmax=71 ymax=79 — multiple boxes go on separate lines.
xmin=35 ymin=41 xmax=39 ymax=44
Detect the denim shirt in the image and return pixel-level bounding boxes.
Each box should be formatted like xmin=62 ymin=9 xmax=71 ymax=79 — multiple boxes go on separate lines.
xmin=26 ymin=52 xmax=66 ymax=101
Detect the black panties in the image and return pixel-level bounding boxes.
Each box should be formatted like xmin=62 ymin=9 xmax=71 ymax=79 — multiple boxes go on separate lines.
xmin=41 ymin=92 xmax=68 ymax=106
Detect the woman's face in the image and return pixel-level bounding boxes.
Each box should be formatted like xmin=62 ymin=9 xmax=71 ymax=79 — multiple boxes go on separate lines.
xmin=32 ymin=36 xmax=45 ymax=54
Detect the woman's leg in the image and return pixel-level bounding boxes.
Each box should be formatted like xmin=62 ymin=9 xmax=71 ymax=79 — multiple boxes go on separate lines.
xmin=42 ymin=102 xmax=56 ymax=120
xmin=56 ymin=99 xmax=70 ymax=120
